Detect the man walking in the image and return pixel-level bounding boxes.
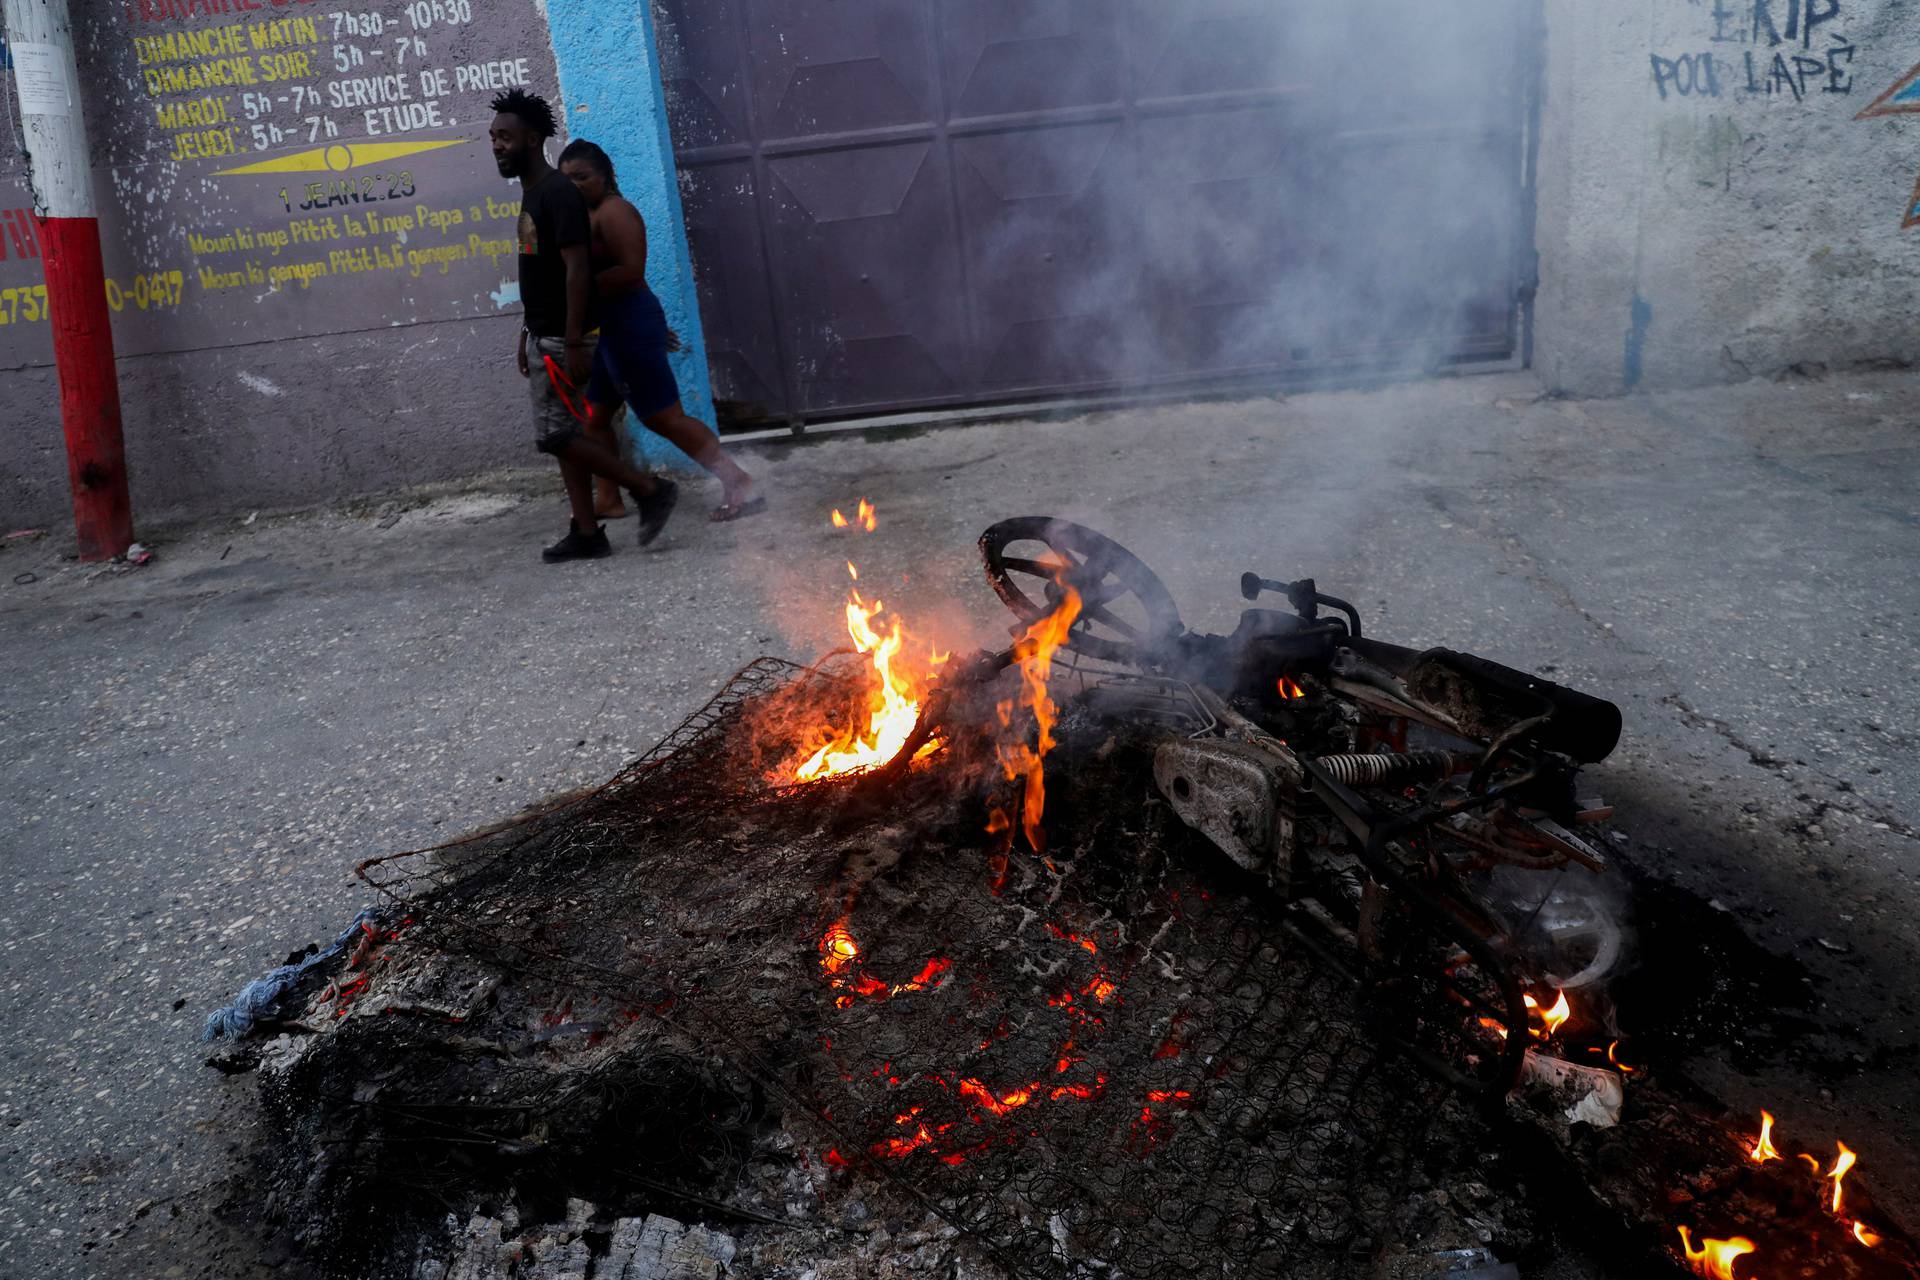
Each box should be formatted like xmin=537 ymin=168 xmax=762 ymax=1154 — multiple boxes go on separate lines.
xmin=489 ymin=88 xmax=677 ymax=560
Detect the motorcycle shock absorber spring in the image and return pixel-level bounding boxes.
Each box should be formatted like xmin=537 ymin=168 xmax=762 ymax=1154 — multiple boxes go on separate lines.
xmin=1311 ymin=750 xmax=1472 ymax=787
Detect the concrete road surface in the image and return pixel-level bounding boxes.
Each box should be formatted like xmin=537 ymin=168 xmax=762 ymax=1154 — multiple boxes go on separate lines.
xmin=3 ymin=369 xmax=1916 ymax=1277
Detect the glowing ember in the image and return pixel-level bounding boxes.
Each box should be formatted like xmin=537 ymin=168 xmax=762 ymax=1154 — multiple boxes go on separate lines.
xmin=1749 ymin=1110 xmax=1781 ymax=1164
xmin=902 ymin=957 xmax=952 ymax=988
xmin=874 ymin=1124 xmax=937 ymax=1159
xmin=958 ymin=1078 xmax=1034 ymax=1117
xmin=1523 ymin=989 xmax=1572 ymax=1038
xmin=993 ymin=584 xmax=1083 ymax=851
xmin=866 ymin=1068 xmax=1110 ymax=1165
xmin=1826 ymin=1142 xmax=1857 ymax=1215
xmin=1046 ymin=922 xmax=1099 ymax=955
xmin=1133 ymin=1088 xmax=1196 ymax=1150
xmin=1677 ymin=1227 xmax=1757 ymax=1280
xmin=1854 ymin=1222 xmax=1883 ymax=1248
xmin=1277 ymin=676 xmax=1306 ymax=700
xmin=1607 ymin=1040 xmax=1635 ymax=1074
xmin=817 ymin=920 xmax=950 ymax=1008
xmin=820 ymin=920 xmax=860 ymax=975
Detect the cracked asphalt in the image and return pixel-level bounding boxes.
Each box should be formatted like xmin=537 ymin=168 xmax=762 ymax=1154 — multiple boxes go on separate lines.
xmin=2 ymin=368 xmax=1916 ymax=1277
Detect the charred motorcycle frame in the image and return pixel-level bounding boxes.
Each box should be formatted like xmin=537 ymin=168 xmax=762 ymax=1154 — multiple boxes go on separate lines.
xmin=893 ymin=518 xmax=1627 ymax=1099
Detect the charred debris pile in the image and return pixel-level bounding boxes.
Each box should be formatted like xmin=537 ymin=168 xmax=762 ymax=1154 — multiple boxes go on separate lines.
xmin=204 ymin=518 xmax=1918 ymax=1280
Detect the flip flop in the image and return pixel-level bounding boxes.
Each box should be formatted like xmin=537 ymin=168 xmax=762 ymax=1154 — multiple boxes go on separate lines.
xmin=709 ymin=495 xmax=767 ymax=523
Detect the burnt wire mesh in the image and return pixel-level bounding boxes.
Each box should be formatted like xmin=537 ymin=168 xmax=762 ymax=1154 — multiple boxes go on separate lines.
xmin=340 ymin=657 xmax=1493 ymax=1278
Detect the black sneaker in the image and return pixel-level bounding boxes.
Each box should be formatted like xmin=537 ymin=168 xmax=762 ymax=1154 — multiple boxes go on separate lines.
xmin=541 ymin=519 xmax=612 ymax=563
xmin=633 ymin=478 xmax=679 ymax=547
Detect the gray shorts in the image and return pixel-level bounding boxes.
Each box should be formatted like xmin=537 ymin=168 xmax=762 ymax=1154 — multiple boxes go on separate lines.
xmin=528 ymin=333 xmax=595 ymax=454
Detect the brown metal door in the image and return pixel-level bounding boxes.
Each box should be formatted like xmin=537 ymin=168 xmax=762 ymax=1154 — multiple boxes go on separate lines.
xmin=660 ymin=0 xmax=1535 ymax=424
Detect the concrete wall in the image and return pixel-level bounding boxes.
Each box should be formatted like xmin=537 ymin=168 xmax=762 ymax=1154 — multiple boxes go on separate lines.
xmin=1 ymin=315 xmax=534 ymax=523
xmin=1536 ymin=0 xmax=1920 ymax=395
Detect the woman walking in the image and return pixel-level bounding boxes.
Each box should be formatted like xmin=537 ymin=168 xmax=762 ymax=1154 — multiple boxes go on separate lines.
xmin=557 ymin=140 xmax=762 ymax=525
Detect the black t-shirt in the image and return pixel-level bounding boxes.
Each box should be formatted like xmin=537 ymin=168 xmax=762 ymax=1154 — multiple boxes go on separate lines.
xmin=516 ymin=169 xmax=592 ymax=338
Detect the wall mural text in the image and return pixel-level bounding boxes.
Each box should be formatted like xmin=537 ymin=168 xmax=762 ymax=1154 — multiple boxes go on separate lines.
xmin=1651 ymin=0 xmax=1856 ymax=102
xmin=0 ymin=0 xmax=555 ymax=369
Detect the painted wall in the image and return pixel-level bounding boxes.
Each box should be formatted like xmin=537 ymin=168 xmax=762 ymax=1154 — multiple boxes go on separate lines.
xmin=1535 ymin=0 xmax=1920 ymax=395
xmin=0 ymin=0 xmax=706 ymax=528
xmin=544 ymin=0 xmax=711 ymax=441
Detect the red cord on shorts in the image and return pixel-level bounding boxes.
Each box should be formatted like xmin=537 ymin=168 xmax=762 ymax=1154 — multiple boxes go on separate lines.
xmin=543 ymin=353 xmax=591 ymax=425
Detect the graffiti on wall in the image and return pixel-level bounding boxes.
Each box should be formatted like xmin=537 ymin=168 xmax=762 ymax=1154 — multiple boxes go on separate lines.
xmin=0 ymin=0 xmax=559 ymax=370
xmin=1650 ymin=0 xmax=1857 ymax=102
xmin=1855 ymin=60 xmax=1920 ymax=227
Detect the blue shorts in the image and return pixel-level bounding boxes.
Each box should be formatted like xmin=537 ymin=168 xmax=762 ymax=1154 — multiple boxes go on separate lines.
xmin=586 ymin=289 xmax=681 ymax=420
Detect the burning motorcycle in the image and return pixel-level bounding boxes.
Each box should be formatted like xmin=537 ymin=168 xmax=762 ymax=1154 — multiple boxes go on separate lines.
xmin=889 ymin=517 xmax=1629 ymax=1099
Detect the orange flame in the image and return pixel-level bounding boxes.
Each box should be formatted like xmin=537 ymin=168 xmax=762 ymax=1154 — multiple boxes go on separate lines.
xmin=1677 ymin=1227 xmax=1756 ymax=1280
xmin=1524 ymin=989 xmax=1572 ymax=1038
xmin=1854 ymin=1222 xmax=1883 ymax=1248
xmin=1277 ymin=676 xmax=1306 ymax=700
xmin=994 ymin=584 xmax=1083 ymax=851
xmin=1608 ymin=1040 xmax=1635 ymax=1074
xmin=1749 ymin=1111 xmax=1781 ymax=1164
xmin=795 ymin=589 xmax=928 ymax=781
xmin=798 ymin=502 xmax=947 ymax=781
xmin=829 ymin=501 xmax=877 ymax=532
xmin=1827 ymin=1142 xmax=1857 ymax=1215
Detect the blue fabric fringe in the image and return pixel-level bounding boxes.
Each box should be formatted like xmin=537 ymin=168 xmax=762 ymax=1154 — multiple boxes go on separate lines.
xmin=202 ymin=905 xmax=388 ymax=1042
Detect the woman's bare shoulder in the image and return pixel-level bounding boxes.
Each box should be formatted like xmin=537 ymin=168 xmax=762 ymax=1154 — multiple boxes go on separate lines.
xmin=603 ymin=194 xmax=646 ymax=227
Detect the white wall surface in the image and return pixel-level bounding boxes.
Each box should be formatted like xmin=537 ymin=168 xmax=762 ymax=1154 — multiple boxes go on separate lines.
xmin=1536 ymin=0 xmax=1920 ymax=394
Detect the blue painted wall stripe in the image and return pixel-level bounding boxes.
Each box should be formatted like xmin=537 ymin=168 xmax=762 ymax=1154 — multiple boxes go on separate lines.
xmin=544 ymin=0 xmax=711 ymax=467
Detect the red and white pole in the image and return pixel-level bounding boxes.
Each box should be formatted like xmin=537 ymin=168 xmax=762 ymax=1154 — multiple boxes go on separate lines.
xmin=4 ymin=0 xmax=132 ymax=560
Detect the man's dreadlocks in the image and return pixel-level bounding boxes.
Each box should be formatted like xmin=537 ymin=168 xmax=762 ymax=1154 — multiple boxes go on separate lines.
xmin=490 ymin=88 xmax=558 ymax=139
